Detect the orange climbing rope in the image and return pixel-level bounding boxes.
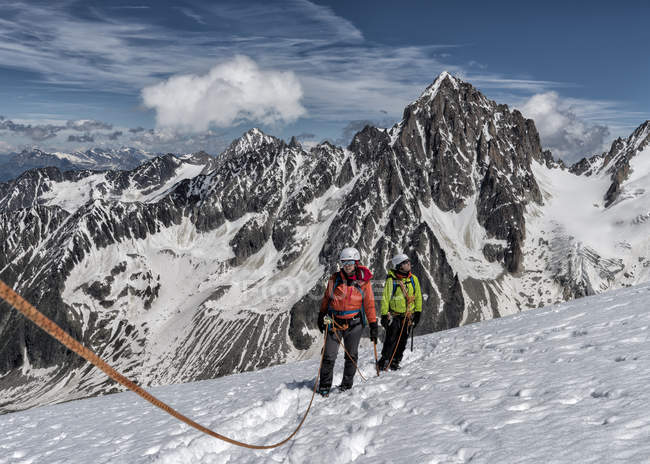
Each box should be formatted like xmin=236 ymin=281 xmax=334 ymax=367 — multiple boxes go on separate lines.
xmin=0 ymin=279 xmax=326 ymax=450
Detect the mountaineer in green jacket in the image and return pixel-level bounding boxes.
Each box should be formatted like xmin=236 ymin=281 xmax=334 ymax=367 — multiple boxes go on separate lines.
xmin=377 ymin=253 xmax=423 ymax=371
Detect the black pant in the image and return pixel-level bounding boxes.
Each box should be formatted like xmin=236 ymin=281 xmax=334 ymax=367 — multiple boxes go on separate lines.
xmin=318 ymin=319 xmax=363 ymax=390
xmin=380 ymin=314 xmax=411 ymax=367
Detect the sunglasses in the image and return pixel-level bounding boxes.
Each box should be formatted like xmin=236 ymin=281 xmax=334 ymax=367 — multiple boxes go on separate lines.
xmin=341 ymin=260 xmax=356 ymax=266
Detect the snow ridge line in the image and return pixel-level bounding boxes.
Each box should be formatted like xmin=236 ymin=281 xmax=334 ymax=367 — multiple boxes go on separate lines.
xmin=0 ymin=279 xmax=326 ymax=450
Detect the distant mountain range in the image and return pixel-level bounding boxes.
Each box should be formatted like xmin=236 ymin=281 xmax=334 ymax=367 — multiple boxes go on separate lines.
xmin=0 ymin=147 xmax=162 ymax=182
xmin=1 ymin=71 xmax=649 ymax=413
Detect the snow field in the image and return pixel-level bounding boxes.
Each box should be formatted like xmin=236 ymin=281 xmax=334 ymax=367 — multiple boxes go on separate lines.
xmin=2 ymin=282 xmax=650 ymax=463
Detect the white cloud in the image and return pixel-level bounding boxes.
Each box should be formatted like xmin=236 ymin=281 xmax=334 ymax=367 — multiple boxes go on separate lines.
xmin=0 ymin=1 xmax=558 ymax=115
xmin=125 ymin=126 xmax=230 ymax=154
xmin=2 ymin=0 xmax=640 ymax=155
xmin=520 ymin=92 xmax=611 ymax=163
xmin=141 ymin=56 xmax=305 ymax=132
xmin=176 ymin=7 xmax=205 ymax=25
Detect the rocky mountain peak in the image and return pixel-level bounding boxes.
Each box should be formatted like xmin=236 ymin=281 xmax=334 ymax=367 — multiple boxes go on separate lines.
xmin=362 ymin=70 xmax=545 ymax=273
xmin=578 ymin=120 xmax=650 ymax=207
xmin=288 ymin=136 xmax=301 ymax=149
xmin=572 ymin=120 xmax=650 ymax=178
xmin=417 ymin=70 xmax=461 ymax=102
xmin=220 ymin=128 xmax=281 ymax=161
xmin=629 ymin=120 xmax=650 ymax=149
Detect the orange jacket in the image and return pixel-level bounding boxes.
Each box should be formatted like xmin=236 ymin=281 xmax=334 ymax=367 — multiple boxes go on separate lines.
xmin=320 ymin=266 xmax=377 ymax=323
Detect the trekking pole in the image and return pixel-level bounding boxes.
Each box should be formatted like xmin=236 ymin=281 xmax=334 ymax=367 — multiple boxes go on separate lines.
xmin=373 ymin=341 xmax=380 ymax=376
xmin=408 ymin=310 xmax=415 ymax=352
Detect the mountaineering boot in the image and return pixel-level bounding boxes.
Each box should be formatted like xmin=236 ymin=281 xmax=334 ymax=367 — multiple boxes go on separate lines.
xmin=338 ymin=383 xmax=352 ymax=392
xmin=377 ymin=357 xmax=388 ymax=371
xmin=318 ymin=388 xmax=330 ymax=397
xmin=389 ymin=362 xmax=401 ymax=371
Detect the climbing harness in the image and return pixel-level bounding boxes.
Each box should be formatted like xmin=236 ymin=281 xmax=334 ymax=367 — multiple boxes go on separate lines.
xmin=0 ymin=279 xmax=327 ymax=450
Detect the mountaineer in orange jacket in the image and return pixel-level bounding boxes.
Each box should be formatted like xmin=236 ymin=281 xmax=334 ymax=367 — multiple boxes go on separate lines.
xmin=316 ymin=247 xmax=378 ymax=396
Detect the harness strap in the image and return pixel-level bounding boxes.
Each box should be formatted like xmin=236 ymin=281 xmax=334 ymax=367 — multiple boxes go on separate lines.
xmin=324 ymin=315 xmax=351 ymax=332
xmin=389 ymin=275 xmax=416 ymax=314
xmin=397 ymin=280 xmax=416 ymax=309
xmin=329 ymin=308 xmax=362 ymax=316
xmin=391 ymin=275 xmax=415 ymax=298
xmin=353 ymin=282 xmax=367 ymax=328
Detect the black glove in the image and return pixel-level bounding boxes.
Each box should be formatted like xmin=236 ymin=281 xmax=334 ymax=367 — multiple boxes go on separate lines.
xmin=317 ymin=312 xmax=326 ymax=333
xmin=413 ymin=311 xmax=421 ymax=327
xmin=381 ymin=315 xmax=389 ymax=330
xmin=369 ymin=322 xmax=379 ymax=343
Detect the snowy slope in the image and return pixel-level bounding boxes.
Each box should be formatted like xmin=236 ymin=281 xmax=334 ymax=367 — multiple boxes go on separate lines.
xmin=0 ymin=153 xmax=213 ymax=213
xmin=525 ymin=146 xmax=650 ymax=298
xmin=2 ymin=281 xmax=649 ymax=464
xmin=38 ymin=161 xmax=206 ymax=213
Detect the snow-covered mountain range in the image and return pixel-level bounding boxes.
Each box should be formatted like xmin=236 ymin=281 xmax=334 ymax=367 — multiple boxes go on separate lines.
xmin=1 ymin=72 xmax=649 ymax=413
xmin=2 ymin=281 xmax=649 ymax=463
xmin=0 ymin=147 xmax=162 ymax=182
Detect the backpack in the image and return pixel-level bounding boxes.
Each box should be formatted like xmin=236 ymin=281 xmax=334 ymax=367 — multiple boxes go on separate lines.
xmin=328 ymin=272 xmax=367 ymax=327
xmin=390 ymin=275 xmax=416 ymax=300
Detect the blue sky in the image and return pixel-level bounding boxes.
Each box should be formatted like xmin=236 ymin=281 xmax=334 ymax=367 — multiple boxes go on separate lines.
xmin=0 ymin=0 xmax=648 ymax=162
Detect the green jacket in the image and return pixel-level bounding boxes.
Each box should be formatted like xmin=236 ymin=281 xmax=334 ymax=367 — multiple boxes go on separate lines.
xmin=380 ymin=270 xmax=423 ymax=316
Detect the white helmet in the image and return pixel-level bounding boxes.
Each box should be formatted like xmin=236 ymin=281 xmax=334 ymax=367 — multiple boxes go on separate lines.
xmin=340 ymin=247 xmax=361 ymax=261
xmin=392 ymin=253 xmax=410 ymax=268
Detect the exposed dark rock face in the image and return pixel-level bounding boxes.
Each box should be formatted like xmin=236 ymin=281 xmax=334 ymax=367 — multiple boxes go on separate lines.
xmin=483 ymin=243 xmax=506 ymax=263
xmin=569 ymin=154 xmax=603 ymax=176
xmin=288 ymin=284 xmax=326 ymax=350
xmin=408 ymin=222 xmax=465 ymax=332
xmin=388 ymin=74 xmax=545 ymax=272
xmin=230 ymin=216 xmax=273 ymax=264
xmin=540 ymin=149 xmax=566 ymax=169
